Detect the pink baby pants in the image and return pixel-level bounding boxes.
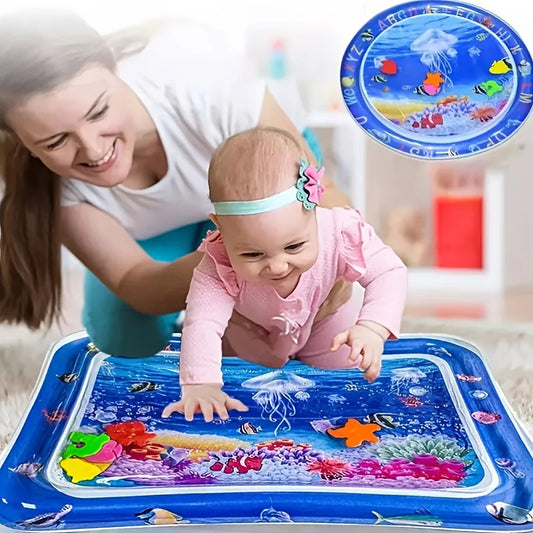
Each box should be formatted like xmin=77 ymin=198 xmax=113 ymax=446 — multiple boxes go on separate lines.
xmin=222 ymin=296 xmax=361 ymax=371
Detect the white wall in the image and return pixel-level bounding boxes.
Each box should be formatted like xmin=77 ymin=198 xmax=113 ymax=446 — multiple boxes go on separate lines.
xmin=3 ymin=1 xmax=530 ymax=50
xmin=3 ymin=0 xmax=533 ymax=286
xmin=2 ymin=1 xmax=530 ymax=109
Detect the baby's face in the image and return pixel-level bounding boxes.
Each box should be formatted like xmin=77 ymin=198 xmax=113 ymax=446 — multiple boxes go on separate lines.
xmin=218 ymin=201 xmax=319 ymax=296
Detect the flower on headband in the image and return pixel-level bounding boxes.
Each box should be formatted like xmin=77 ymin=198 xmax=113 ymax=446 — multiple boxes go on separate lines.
xmin=296 ymin=158 xmax=325 ymax=210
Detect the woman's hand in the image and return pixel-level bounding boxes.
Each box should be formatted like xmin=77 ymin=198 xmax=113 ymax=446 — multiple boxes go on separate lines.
xmin=228 ymin=309 xmax=270 ymax=338
xmin=314 ymin=278 xmax=353 ymax=323
xmin=161 ymin=384 xmax=248 ymax=422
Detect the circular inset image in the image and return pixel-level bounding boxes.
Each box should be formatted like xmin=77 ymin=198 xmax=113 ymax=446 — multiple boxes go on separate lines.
xmin=340 ymin=1 xmax=533 ymax=159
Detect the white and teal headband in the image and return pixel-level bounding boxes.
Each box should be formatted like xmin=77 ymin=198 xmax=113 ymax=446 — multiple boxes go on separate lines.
xmin=213 ymin=158 xmax=325 ymax=216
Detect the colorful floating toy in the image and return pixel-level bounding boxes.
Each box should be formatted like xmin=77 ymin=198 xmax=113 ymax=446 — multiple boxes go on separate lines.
xmin=340 ymin=1 xmax=533 ymax=159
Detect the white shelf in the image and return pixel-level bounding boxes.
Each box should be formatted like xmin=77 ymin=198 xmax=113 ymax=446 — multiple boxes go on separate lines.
xmin=408 ymin=268 xmax=501 ymax=294
xmin=408 ymin=170 xmax=505 ymax=293
xmin=307 ymin=110 xmax=354 ymax=129
xmin=313 ymin=116 xmax=508 ymax=293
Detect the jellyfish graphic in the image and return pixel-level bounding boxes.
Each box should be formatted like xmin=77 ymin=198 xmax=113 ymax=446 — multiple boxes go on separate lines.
xmin=241 ymin=371 xmax=315 ymax=435
xmin=391 ymin=367 xmax=427 ymax=393
xmin=410 ymin=28 xmax=458 ymax=84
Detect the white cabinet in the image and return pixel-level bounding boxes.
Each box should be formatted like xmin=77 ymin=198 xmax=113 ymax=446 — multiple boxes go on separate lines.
xmin=241 ymin=0 xmax=533 ymax=295
xmin=308 ymin=110 xmax=533 ymax=294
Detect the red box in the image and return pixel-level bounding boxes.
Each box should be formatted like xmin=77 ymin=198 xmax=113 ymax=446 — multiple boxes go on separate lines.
xmin=434 ymin=196 xmax=483 ymax=269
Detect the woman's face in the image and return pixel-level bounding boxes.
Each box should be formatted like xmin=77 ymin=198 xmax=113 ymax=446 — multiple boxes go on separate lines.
xmin=6 ymin=64 xmax=138 ymax=187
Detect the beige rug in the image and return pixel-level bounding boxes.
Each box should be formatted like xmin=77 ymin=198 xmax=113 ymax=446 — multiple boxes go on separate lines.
xmin=1 ymin=316 xmax=533 ymax=452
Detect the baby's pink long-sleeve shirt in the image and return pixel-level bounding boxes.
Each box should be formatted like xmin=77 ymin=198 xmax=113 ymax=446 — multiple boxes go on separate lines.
xmin=179 ymin=207 xmax=407 ymax=385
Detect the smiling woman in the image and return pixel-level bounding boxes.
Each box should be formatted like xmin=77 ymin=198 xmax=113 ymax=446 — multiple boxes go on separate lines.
xmin=0 ymin=10 xmax=121 ymax=334
xmin=0 ymin=8 xmax=352 ymax=359
xmin=7 ymin=68 xmax=140 ymax=187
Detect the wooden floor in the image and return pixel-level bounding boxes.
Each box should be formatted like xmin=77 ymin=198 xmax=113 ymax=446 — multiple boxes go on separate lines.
xmin=61 ymin=269 xmax=533 ymax=331
xmin=405 ymin=288 xmax=533 ymax=323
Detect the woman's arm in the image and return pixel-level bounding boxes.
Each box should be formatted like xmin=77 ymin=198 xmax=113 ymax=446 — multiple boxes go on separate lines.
xmin=61 ymin=202 xmax=201 ymax=315
xmin=257 ymin=89 xmax=352 ymax=208
xmin=61 ymin=90 xmax=351 ymax=317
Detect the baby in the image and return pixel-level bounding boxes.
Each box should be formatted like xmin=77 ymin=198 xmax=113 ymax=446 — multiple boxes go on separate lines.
xmin=163 ymin=127 xmax=407 ymax=422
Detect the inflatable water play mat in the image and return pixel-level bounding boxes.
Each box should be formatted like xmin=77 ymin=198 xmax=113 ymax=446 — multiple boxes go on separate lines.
xmin=340 ymin=0 xmax=533 ymax=159
xmin=0 ymin=333 xmax=532 ymax=531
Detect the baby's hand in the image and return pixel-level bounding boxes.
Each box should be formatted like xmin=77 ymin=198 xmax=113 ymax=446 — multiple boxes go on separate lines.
xmin=162 ymin=384 xmax=248 ymax=422
xmin=331 ymin=322 xmax=388 ymax=383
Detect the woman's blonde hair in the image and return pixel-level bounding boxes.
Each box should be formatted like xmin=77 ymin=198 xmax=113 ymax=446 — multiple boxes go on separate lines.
xmin=208 ymin=127 xmax=302 ymax=203
xmin=0 ymin=9 xmax=151 ymax=328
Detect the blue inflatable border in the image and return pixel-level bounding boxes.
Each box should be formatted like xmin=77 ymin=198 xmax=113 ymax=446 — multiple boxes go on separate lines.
xmin=340 ymin=0 xmax=533 ymax=159
xmin=0 ymin=333 xmax=532 ymax=531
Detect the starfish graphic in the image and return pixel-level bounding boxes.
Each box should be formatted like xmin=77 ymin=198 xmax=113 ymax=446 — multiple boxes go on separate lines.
xmin=327 ymin=418 xmax=381 ymax=447
xmin=424 ymin=72 xmax=445 ymax=88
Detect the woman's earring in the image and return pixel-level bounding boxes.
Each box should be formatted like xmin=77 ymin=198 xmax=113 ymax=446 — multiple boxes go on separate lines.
xmin=30 ymin=152 xmax=37 ymax=158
